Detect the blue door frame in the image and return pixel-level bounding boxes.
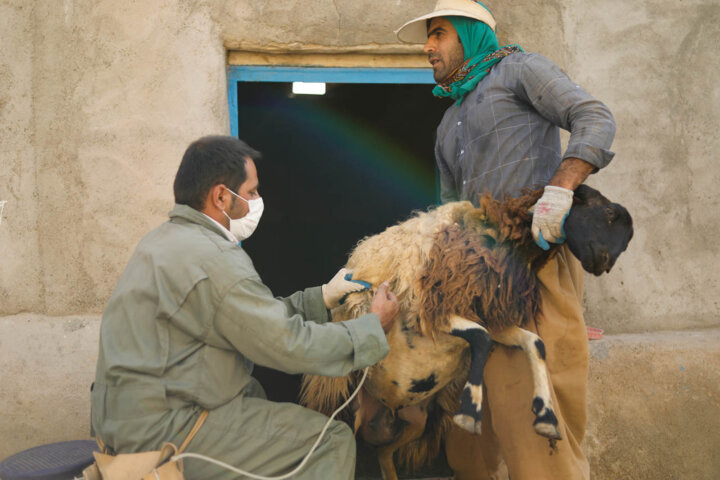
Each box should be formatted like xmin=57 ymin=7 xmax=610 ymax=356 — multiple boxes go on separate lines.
xmin=226 ymin=65 xmax=434 ymax=137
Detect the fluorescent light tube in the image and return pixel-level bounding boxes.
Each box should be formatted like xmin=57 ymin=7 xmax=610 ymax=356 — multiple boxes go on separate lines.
xmin=292 ymin=82 xmax=326 ymax=95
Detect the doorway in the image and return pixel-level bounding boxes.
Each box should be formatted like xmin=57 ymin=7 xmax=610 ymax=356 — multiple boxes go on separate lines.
xmin=230 ymin=69 xmax=450 ymax=403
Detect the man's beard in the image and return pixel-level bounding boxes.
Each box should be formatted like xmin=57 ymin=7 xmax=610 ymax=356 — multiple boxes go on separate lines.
xmin=430 ymin=47 xmax=465 ymax=84
xmin=435 ymin=59 xmax=467 ymax=86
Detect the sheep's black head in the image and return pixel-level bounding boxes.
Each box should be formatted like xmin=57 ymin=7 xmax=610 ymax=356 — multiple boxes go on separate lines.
xmin=564 ymin=185 xmax=633 ymax=276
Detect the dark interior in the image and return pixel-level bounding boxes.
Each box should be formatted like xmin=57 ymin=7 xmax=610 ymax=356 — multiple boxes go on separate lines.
xmin=235 ymin=81 xmax=453 ymax=477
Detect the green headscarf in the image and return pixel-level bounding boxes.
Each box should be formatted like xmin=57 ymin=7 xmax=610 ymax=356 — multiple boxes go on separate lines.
xmin=433 ymin=15 xmax=524 ymax=104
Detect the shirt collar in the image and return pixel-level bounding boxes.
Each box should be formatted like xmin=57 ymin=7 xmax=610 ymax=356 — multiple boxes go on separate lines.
xmin=202 ymin=213 xmax=239 ymax=244
xmin=168 ymin=204 xmax=239 ymax=245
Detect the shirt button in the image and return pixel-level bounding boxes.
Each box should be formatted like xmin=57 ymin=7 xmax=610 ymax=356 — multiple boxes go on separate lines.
xmin=460 ymin=149 xmax=465 ymax=155
xmin=457 ymin=121 xmax=462 ymax=126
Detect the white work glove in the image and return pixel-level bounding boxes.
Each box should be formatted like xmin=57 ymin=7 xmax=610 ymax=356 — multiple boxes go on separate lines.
xmin=531 ymin=185 xmax=574 ymax=250
xmin=322 ymin=268 xmax=370 ymax=309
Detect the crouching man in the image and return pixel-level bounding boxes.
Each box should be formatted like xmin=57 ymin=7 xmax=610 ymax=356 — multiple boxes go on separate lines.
xmin=91 ymin=135 xmax=399 ymax=479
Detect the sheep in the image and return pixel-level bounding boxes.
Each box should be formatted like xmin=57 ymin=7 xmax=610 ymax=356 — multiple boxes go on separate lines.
xmin=300 ymin=184 xmax=633 ymax=480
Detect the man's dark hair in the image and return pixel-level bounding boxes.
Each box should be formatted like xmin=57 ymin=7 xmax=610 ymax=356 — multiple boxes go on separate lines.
xmin=173 ymin=135 xmax=261 ymax=210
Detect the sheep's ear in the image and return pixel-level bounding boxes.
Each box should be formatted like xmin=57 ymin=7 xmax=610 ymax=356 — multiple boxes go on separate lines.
xmin=574 ymin=184 xmax=610 ymax=207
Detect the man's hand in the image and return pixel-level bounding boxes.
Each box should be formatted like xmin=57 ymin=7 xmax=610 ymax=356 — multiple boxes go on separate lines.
xmin=322 ymin=268 xmax=370 ymax=309
xmin=531 ymin=185 xmax=574 ymax=250
xmin=370 ymin=282 xmax=399 ymax=333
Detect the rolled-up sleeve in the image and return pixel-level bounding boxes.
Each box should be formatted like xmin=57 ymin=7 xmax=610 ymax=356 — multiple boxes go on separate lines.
xmin=213 ymin=276 xmax=390 ymax=377
xmin=515 ymin=53 xmax=616 ymax=170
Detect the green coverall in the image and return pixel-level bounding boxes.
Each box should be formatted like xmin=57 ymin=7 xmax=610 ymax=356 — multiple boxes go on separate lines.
xmin=91 ymin=204 xmax=390 ymax=479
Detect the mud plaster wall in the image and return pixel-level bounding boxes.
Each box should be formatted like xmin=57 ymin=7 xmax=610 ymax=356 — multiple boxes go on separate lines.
xmin=0 ymin=0 xmax=718 ymax=472
xmin=1 ymin=0 xmax=718 ymax=332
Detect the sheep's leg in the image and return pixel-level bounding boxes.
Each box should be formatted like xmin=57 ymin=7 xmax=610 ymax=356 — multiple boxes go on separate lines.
xmin=491 ymin=325 xmax=562 ymax=440
xmin=448 ymin=315 xmax=493 ymax=435
xmin=377 ymin=400 xmax=429 ymax=480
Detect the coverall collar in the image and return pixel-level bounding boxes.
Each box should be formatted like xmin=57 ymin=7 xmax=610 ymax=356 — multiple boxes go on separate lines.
xmin=169 ymin=204 xmax=238 ymax=243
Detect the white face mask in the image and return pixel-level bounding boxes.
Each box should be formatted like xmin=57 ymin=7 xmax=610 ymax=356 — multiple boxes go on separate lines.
xmin=223 ymin=188 xmax=264 ymax=240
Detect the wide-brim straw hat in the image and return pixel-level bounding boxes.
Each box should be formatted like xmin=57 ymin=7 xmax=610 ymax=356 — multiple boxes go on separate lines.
xmin=395 ymin=0 xmax=497 ymax=44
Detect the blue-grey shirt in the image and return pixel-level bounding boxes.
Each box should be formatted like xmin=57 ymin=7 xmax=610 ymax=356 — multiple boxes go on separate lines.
xmin=435 ymin=52 xmax=616 ymax=204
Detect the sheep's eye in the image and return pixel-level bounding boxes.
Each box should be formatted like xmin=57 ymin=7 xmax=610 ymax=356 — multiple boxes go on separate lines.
xmin=604 ymin=206 xmax=615 ymax=223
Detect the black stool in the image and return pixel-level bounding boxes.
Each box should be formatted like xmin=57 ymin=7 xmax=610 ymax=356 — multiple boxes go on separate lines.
xmin=0 ymin=440 xmax=98 ymax=480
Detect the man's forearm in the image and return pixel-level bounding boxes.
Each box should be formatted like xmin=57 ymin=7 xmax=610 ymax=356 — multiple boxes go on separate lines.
xmin=547 ymin=157 xmax=596 ymax=191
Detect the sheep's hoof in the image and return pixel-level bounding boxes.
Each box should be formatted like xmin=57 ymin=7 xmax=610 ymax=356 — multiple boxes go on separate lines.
xmin=533 ymin=419 xmax=562 ymax=440
xmin=531 ymin=396 xmax=562 ymax=440
xmin=453 ymin=414 xmax=482 ymax=435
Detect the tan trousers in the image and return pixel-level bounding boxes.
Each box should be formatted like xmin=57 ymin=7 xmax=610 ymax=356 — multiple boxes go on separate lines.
xmin=446 ymin=245 xmax=589 ymax=480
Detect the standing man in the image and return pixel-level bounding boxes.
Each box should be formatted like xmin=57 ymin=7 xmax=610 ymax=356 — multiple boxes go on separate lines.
xmin=91 ymin=135 xmax=399 ymax=479
xmin=396 ymin=1 xmax=616 ymax=479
